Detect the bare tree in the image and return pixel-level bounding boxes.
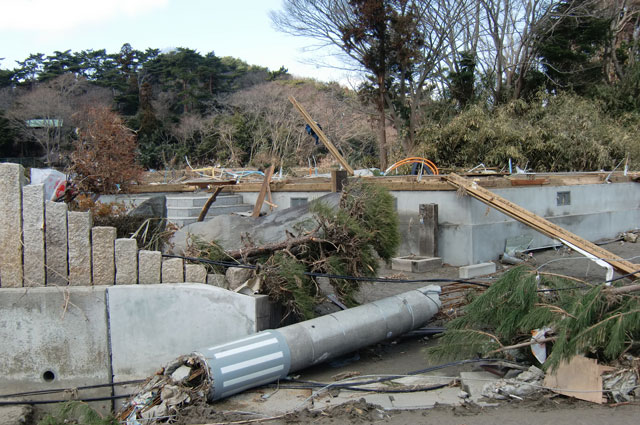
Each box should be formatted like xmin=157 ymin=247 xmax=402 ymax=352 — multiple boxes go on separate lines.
xmin=221 ymin=80 xmax=377 ymax=167
xmin=272 ymin=0 xmax=401 ymax=169
xmin=9 ymin=74 xmax=111 ymax=165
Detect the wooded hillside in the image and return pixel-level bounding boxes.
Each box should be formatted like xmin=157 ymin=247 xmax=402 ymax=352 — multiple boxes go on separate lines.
xmin=0 ymin=0 xmax=638 ymax=175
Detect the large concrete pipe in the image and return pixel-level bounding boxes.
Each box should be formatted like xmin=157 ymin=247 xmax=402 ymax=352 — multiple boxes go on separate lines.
xmin=197 ymin=285 xmax=441 ymax=401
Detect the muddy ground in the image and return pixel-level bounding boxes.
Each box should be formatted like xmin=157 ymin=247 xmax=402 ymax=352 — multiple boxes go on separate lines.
xmin=175 ymin=238 xmax=640 ymax=425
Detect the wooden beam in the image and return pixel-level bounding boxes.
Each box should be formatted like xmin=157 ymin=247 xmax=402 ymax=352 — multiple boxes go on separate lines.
xmin=446 ymin=173 xmax=639 ymax=279
xmin=252 ymin=165 xmax=275 ymax=218
xmin=197 ymin=186 xmax=223 ymax=222
xmin=288 ymin=96 xmax=354 ymax=175
xmin=127 ymin=184 xmax=197 ymax=193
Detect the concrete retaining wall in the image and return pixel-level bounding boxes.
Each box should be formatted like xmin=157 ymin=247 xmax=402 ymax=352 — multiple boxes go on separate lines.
xmin=0 ymin=284 xmax=270 ymax=411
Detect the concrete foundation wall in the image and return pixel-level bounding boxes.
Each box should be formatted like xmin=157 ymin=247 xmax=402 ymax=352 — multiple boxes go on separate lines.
xmin=394 ymin=182 xmax=640 ymax=265
xmin=100 ymin=181 xmax=640 ymax=267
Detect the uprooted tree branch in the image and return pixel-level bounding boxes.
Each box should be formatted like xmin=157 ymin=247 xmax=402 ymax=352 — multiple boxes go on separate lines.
xmin=429 ymin=266 xmax=640 ymax=370
xmin=191 ymin=180 xmax=400 ymax=320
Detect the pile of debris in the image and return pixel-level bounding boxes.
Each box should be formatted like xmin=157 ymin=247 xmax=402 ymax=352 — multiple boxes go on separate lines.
xmin=182 ymin=180 xmax=399 ymax=319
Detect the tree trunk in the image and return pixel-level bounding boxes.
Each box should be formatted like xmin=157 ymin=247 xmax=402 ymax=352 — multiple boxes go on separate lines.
xmin=377 ymin=72 xmax=388 ymax=171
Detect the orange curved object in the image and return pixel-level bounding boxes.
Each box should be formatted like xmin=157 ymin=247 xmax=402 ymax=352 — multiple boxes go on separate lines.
xmin=384 ymin=157 xmax=439 ymax=176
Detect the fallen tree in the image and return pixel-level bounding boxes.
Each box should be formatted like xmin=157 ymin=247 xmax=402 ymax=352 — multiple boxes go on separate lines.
xmin=192 ymin=180 xmax=399 ymax=320
xmin=429 ymin=266 xmax=640 ymax=370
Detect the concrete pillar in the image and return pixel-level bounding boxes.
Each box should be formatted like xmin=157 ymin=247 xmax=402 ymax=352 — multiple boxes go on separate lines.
xmin=138 ymin=250 xmax=162 ymax=284
xmin=22 ymin=184 xmax=45 ymax=287
xmin=92 ymin=227 xmax=116 ymax=285
xmin=115 ymin=238 xmax=138 ymax=285
xmin=45 ymin=201 xmax=68 ymax=286
xmin=162 ymin=258 xmax=184 ymax=283
xmin=331 ymin=170 xmax=348 ymax=192
xmin=185 ymin=263 xmax=207 ymax=283
xmin=419 ymin=203 xmax=438 ymax=257
xmin=0 ymin=163 xmax=25 ymax=287
xmin=68 ymin=211 xmax=93 ymax=286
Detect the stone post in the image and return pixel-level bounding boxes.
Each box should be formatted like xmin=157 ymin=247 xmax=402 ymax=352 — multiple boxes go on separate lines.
xmin=45 ymin=201 xmax=68 ymax=286
xmin=162 ymin=258 xmax=184 ymax=283
xmin=185 ymin=263 xmax=207 ymax=283
xmin=68 ymin=211 xmax=92 ymax=285
xmin=115 ymin=238 xmax=138 ymax=285
xmin=92 ymin=227 xmax=117 ymax=285
xmin=0 ymin=163 xmax=25 ymax=287
xmin=22 ymin=184 xmax=45 ymax=287
xmin=138 ymin=250 xmax=162 ymax=284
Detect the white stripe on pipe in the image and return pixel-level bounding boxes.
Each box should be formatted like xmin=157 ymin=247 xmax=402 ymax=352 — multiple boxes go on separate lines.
xmin=214 ymin=338 xmax=279 ymax=359
xmin=220 ymin=376 xmax=280 ymax=399
xmin=220 ymin=351 xmax=284 ymax=374
xmin=206 ymin=333 xmax=269 ymax=351
xmin=222 ymin=365 xmax=285 ymax=388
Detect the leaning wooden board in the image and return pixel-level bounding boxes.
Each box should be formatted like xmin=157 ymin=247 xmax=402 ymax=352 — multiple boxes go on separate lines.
xmin=446 ymin=173 xmax=639 ymax=279
xmin=288 ymin=95 xmax=354 ymax=176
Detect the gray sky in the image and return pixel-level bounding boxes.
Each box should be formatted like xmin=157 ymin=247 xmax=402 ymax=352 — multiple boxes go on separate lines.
xmin=0 ymin=0 xmax=358 ymax=83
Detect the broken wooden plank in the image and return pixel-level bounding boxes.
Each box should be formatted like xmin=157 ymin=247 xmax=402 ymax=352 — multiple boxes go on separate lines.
xmin=128 ymin=184 xmax=197 ymax=193
xmin=446 ymin=173 xmax=639 ymax=279
xmin=288 ymin=96 xmax=355 ymax=176
xmin=252 ymin=165 xmax=275 ymax=218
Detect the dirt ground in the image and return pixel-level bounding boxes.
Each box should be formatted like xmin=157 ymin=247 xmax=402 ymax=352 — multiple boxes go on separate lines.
xmin=170 ymin=238 xmax=640 ymax=425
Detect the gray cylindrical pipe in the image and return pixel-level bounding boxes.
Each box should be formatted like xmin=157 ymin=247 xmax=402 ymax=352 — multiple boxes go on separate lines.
xmin=196 ymin=285 xmax=441 ymax=401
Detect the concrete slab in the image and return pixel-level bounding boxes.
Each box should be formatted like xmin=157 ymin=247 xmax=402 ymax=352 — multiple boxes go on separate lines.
xmin=0 ymin=287 xmax=112 ymax=412
xmin=459 ymin=262 xmax=497 ymax=279
xmin=107 ymin=284 xmax=264 ymax=380
xmin=392 ymin=256 xmax=442 ymax=273
xmin=216 ymin=376 xmax=462 ymax=416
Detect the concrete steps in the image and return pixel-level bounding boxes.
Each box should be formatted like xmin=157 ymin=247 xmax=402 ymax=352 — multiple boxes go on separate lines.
xmin=166 ymin=194 xmax=252 ymax=227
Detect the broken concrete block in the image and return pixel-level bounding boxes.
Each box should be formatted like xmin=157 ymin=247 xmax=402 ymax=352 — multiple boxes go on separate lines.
xmin=207 ymin=273 xmax=227 ymax=288
xmin=0 ymin=163 xmax=25 ymax=287
xmin=115 ymin=238 xmax=138 ymax=285
xmin=185 ymin=263 xmax=207 ymax=283
xmin=68 ymin=211 xmax=92 ymax=286
xmin=0 ymin=405 xmax=33 ymax=425
xmin=138 ymin=250 xmax=162 ymax=284
xmin=45 ymin=201 xmax=68 ymax=286
xmin=392 ymin=255 xmax=442 ymax=273
xmin=459 ymin=262 xmax=496 ymax=279
xmin=92 ymin=227 xmax=116 ymax=285
xmin=22 ymin=184 xmax=45 ymax=287
xmin=162 ymin=258 xmax=184 ymax=283
xmin=460 ymin=371 xmax=501 ymax=402
xmin=226 ymin=267 xmax=253 ymax=290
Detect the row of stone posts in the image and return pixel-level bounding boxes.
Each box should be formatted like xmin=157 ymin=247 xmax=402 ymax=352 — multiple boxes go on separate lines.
xmin=0 ymin=163 xmax=207 ymax=288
